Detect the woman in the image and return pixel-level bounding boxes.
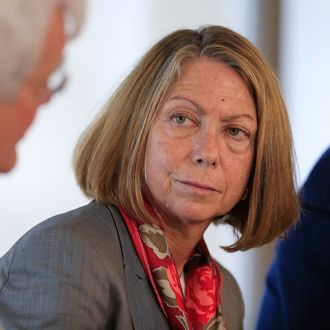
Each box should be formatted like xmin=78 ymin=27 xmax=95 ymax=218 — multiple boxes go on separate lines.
xmin=0 ymin=26 xmax=299 ymax=329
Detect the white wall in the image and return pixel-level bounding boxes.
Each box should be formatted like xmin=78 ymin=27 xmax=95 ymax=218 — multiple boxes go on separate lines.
xmin=280 ymin=0 xmax=330 ymax=185
xmin=3 ymin=1 xmax=326 ymax=329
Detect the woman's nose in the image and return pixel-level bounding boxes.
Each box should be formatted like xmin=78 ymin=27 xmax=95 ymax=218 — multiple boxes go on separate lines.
xmin=192 ymin=130 xmax=220 ymax=168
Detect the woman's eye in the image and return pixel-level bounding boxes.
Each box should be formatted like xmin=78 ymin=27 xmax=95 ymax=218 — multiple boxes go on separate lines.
xmin=170 ymin=114 xmax=193 ymax=126
xmin=173 ymin=115 xmax=186 ymax=124
xmin=227 ymin=127 xmax=249 ymax=139
xmin=228 ymin=127 xmax=240 ymax=136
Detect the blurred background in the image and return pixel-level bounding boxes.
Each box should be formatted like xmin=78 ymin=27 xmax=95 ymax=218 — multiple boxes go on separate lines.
xmin=1 ymin=0 xmax=329 ymax=328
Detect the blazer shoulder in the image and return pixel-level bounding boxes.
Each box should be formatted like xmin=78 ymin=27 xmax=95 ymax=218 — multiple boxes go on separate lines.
xmin=0 ymin=202 xmax=126 ymax=286
xmin=0 ymin=202 xmax=133 ymax=329
xmin=7 ymin=202 xmax=119 ymax=248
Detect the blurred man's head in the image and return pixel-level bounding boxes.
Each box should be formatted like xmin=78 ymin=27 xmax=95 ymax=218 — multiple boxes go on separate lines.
xmin=0 ymin=0 xmax=84 ymax=172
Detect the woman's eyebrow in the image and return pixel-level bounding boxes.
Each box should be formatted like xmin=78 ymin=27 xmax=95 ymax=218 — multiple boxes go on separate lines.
xmin=167 ymin=96 xmax=203 ymax=113
xmin=221 ymin=113 xmax=257 ymax=122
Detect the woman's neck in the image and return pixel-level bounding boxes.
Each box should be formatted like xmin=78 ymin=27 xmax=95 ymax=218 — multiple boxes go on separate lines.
xmin=162 ymin=221 xmax=211 ymax=275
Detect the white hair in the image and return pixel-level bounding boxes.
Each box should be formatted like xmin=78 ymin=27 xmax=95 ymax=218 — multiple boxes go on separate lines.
xmin=0 ymin=0 xmax=85 ymax=100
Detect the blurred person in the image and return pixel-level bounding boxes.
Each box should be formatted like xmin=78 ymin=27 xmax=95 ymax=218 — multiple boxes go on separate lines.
xmin=257 ymin=147 xmax=330 ymax=330
xmin=0 ymin=26 xmax=299 ymax=329
xmin=0 ymin=0 xmax=85 ymax=173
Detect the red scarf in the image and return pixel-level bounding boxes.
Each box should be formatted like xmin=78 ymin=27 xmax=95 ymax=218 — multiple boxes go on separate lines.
xmin=120 ymin=207 xmax=226 ymax=330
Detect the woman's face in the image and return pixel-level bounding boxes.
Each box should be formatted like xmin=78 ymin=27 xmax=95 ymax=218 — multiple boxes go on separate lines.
xmin=145 ymin=57 xmax=257 ymax=226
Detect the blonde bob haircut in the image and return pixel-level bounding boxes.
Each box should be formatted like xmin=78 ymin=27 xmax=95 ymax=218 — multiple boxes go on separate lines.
xmin=74 ymin=25 xmax=299 ymax=252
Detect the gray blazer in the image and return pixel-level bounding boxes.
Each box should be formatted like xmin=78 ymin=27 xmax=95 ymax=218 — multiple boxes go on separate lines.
xmin=0 ymin=202 xmax=244 ymax=329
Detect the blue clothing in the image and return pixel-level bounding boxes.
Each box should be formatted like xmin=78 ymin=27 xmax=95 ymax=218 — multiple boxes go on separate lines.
xmin=257 ymin=147 xmax=330 ymax=330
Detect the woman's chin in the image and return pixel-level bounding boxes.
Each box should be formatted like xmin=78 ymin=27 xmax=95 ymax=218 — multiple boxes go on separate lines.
xmin=161 ymin=205 xmax=220 ymax=227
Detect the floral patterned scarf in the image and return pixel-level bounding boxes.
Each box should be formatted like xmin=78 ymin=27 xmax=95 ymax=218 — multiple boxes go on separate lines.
xmin=120 ymin=207 xmax=226 ymax=330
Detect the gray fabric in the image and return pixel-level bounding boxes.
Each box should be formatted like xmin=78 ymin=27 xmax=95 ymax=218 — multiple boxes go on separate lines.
xmin=220 ymin=265 xmax=244 ymax=330
xmin=0 ymin=202 xmax=243 ymax=329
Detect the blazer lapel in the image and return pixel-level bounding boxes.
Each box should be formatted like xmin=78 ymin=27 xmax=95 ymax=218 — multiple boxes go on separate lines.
xmin=107 ymin=205 xmax=169 ymax=330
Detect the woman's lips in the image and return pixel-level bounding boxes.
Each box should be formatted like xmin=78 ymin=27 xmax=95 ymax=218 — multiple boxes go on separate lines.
xmin=177 ymin=180 xmax=220 ymax=194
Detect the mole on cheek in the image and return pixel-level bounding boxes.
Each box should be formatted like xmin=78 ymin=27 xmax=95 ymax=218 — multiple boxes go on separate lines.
xmin=221 ymin=98 xmax=225 ymax=102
